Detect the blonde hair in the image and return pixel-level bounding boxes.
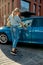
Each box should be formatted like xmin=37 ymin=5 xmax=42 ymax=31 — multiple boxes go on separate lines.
xmin=13 ymin=8 xmax=20 ymax=13
xmin=13 ymin=8 xmax=20 ymax=16
xmin=8 ymin=8 xmax=20 ymax=18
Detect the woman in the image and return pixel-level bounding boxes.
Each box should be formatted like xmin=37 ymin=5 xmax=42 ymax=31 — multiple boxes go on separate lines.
xmin=7 ymin=8 xmax=25 ymax=55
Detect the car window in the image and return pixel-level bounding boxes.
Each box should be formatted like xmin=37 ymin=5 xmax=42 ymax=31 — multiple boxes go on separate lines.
xmin=31 ymin=18 xmax=43 ymax=27
xmin=24 ymin=19 xmax=32 ymax=26
xmin=37 ymin=18 xmax=43 ymax=27
xmin=31 ymin=19 xmax=38 ymax=27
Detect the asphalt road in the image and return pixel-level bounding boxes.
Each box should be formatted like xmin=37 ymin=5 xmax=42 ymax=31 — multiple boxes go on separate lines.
xmin=0 ymin=43 xmax=43 ymax=65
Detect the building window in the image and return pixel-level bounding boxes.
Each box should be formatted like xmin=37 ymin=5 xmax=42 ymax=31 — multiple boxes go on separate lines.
xmin=38 ymin=6 xmax=41 ymax=16
xmin=21 ymin=0 xmax=30 ymax=12
xmin=33 ymin=4 xmax=36 ymax=13
xmin=12 ymin=0 xmax=14 ymax=10
xmin=8 ymin=3 xmax=10 ymax=14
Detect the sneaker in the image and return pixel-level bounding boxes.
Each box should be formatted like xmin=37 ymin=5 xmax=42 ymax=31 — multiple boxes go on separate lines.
xmin=10 ymin=51 xmax=17 ymax=55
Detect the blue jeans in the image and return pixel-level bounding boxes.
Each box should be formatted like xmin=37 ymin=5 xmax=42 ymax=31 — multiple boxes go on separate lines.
xmin=11 ymin=26 xmax=21 ymax=48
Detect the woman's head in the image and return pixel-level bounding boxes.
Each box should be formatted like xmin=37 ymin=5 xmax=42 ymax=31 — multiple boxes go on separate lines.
xmin=13 ymin=8 xmax=20 ymax=16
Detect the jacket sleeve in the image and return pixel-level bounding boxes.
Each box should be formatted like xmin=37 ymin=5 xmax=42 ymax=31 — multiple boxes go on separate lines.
xmin=15 ymin=16 xmax=21 ymax=23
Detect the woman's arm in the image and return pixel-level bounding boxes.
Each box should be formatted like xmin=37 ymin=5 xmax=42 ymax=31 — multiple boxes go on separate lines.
xmin=7 ymin=18 xmax=11 ymax=27
xmin=19 ymin=22 xmax=25 ymax=27
xmin=16 ymin=16 xmax=25 ymax=27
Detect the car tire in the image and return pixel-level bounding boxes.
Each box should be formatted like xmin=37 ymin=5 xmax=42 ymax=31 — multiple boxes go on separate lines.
xmin=0 ymin=33 xmax=8 ymax=44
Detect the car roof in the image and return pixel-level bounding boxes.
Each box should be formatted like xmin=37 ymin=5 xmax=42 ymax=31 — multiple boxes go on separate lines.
xmin=22 ymin=16 xmax=43 ymax=21
xmin=29 ymin=16 xmax=43 ymax=19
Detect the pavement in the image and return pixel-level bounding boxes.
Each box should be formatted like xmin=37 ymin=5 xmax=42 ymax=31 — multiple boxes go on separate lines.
xmin=0 ymin=44 xmax=43 ymax=65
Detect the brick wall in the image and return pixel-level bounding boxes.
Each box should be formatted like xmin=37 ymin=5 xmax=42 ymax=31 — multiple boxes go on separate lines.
xmin=0 ymin=0 xmax=43 ymax=27
xmin=0 ymin=18 xmax=4 ymax=26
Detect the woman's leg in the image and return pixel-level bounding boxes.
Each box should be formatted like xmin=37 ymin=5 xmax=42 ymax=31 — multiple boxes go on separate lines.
xmin=11 ymin=27 xmax=20 ymax=53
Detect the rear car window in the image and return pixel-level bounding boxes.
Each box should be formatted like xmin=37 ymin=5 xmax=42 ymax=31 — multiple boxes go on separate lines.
xmin=31 ymin=19 xmax=38 ymax=27
xmin=37 ymin=18 xmax=43 ymax=27
xmin=31 ymin=18 xmax=43 ymax=27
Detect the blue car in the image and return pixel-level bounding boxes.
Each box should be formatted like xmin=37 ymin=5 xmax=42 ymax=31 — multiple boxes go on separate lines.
xmin=0 ymin=16 xmax=43 ymax=44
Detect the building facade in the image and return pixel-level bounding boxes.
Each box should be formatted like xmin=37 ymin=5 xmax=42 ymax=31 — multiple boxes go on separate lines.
xmin=0 ymin=0 xmax=43 ymax=26
xmin=0 ymin=0 xmax=20 ymax=18
xmin=0 ymin=0 xmax=43 ymax=18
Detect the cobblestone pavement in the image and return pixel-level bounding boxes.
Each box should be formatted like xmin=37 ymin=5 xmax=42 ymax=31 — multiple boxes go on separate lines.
xmin=0 ymin=44 xmax=43 ymax=65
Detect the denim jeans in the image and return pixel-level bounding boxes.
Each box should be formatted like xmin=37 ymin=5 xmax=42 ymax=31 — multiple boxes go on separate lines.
xmin=11 ymin=26 xmax=21 ymax=48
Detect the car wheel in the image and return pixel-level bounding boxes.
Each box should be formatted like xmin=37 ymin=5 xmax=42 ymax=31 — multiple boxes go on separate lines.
xmin=0 ymin=33 xmax=8 ymax=44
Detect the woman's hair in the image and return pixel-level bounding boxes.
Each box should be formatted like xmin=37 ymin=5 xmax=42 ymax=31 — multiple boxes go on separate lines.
xmin=8 ymin=8 xmax=20 ymax=18
xmin=13 ymin=8 xmax=20 ymax=13
xmin=12 ymin=8 xmax=20 ymax=16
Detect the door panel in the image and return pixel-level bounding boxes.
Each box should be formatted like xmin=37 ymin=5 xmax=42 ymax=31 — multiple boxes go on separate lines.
xmin=32 ymin=27 xmax=39 ymax=43
xmin=31 ymin=19 xmax=40 ymax=43
xmin=20 ymin=19 xmax=33 ymax=43
xmin=38 ymin=27 xmax=43 ymax=44
xmin=31 ymin=18 xmax=43 ymax=44
xmin=22 ymin=26 xmax=32 ymax=43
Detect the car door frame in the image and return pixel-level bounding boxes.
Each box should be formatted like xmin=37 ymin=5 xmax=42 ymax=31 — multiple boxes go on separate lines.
xmin=21 ymin=18 xmax=33 ymax=43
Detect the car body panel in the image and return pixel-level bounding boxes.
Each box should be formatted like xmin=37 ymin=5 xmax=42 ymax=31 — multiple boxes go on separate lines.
xmin=20 ymin=26 xmax=32 ymax=43
xmin=0 ymin=16 xmax=43 ymax=44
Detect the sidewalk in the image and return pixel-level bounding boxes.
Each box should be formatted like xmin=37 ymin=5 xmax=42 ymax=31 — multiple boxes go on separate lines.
xmin=0 ymin=49 xmax=21 ymax=65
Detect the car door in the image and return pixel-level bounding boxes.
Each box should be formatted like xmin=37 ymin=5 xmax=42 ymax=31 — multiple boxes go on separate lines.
xmin=31 ymin=18 xmax=40 ymax=43
xmin=21 ymin=19 xmax=32 ymax=43
xmin=37 ymin=18 xmax=43 ymax=44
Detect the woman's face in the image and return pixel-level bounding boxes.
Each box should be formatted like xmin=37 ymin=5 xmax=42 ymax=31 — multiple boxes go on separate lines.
xmin=17 ymin=12 xmax=20 ymax=16
xmin=13 ymin=11 xmax=20 ymax=16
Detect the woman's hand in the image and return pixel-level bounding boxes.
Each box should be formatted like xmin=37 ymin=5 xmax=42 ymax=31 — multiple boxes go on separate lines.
xmin=19 ymin=22 xmax=27 ymax=30
xmin=7 ymin=18 xmax=11 ymax=27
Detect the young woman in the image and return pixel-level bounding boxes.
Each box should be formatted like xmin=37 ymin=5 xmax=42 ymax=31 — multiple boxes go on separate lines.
xmin=7 ymin=8 xmax=25 ymax=55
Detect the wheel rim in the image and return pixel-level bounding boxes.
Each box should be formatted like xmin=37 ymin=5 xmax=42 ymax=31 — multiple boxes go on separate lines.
xmin=0 ymin=34 xmax=8 ymax=44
